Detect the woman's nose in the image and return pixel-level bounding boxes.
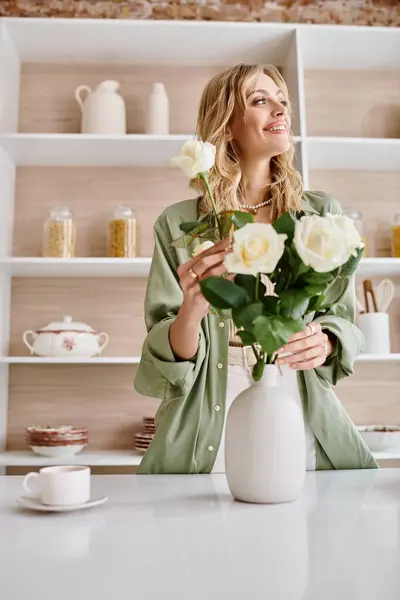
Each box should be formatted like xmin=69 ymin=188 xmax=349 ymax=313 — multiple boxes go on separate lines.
xmin=271 ymin=103 xmax=285 ymax=118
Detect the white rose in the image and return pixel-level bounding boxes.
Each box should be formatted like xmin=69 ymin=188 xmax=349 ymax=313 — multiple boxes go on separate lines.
xmin=294 ymin=214 xmax=357 ymax=273
xmin=170 ymin=140 xmax=216 ymax=178
xmin=326 ymin=213 xmax=363 ymax=256
xmin=192 ymin=240 xmax=215 ymax=257
xmin=224 ymin=223 xmax=286 ymax=276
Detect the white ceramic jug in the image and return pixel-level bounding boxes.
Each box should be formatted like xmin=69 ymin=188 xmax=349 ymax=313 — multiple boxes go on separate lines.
xmin=75 ymin=80 xmax=127 ymax=135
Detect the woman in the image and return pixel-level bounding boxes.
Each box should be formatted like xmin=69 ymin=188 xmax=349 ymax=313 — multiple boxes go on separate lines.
xmin=134 ymin=64 xmax=377 ymax=474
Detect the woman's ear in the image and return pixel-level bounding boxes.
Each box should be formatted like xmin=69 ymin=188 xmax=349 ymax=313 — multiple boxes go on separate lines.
xmin=226 ymin=127 xmax=233 ymax=142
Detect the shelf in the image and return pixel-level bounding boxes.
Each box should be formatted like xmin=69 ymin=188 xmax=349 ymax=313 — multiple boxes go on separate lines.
xmin=2 ymin=257 xmax=398 ymax=279
xmin=3 ymin=257 xmax=152 ymax=278
xmin=0 ymin=450 xmax=143 ymax=467
xmin=3 ymin=19 xmax=296 ymax=65
xmin=0 ymin=356 xmax=141 ymax=365
xmin=0 ymin=133 xmax=301 ymax=167
xmin=2 ymin=354 xmax=398 ymax=365
xmin=0 ymin=134 xmax=194 ymax=166
xmin=373 ymin=452 xmax=400 ymax=462
xmin=307 ymin=137 xmax=400 ymax=171
xmin=356 ymin=354 xmax=400 ymax=363
xmin=356 ymin=258 xmax=400 ymax=278
xmin=0 ymin=449 xmax=395 ymax=467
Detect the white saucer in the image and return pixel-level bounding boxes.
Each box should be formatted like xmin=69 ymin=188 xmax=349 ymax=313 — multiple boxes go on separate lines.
xmin=17 ymin=495 xmax=108 ymax=513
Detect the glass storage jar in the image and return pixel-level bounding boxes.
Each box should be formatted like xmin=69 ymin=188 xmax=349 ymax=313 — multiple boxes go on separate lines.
xmin=343 ymin=209 xmax=367 ymax=257
xmin=108 ymin=205 xmax=137 ymax=258
xmin=43 ymin=206 xmax=76 ymax=258
xmin=392 ymin=214 xmax=400 ymax=258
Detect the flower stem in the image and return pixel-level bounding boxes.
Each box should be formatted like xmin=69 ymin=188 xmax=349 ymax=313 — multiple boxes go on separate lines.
xmin=255 ymin=273 xmax=260 ymax=301
xmin=200 ymin=172 xmax=223 ymax=239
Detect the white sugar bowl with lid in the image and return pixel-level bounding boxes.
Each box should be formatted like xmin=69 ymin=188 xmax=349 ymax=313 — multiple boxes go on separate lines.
xmin=22 ymin=316 xmax=109 ymax=358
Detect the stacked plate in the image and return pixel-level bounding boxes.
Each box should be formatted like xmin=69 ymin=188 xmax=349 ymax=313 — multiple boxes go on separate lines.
xmin=26 ymin=425 xmax=89 ymax=457
xmin=134 ymin=417 xmax=155 ymax=454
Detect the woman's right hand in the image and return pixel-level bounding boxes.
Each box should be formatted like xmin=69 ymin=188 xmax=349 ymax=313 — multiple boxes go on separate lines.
xmin=177 ymin=238 xmax=232 ymax=323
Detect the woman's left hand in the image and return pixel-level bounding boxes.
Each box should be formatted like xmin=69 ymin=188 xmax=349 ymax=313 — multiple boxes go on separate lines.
xmin=276 ymin=323 xmax=334 ymax=370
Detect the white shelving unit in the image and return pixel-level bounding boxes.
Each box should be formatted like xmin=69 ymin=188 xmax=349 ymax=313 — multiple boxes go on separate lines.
xmin=0 ymin=18 xmax=399 ymax=472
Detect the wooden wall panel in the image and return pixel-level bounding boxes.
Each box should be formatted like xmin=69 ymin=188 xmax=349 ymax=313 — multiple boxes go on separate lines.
xmin=7 ymin=364 xmax=159 ymax=451
xmin=309 ymin=170 xmax=400 ymax=258
xmin=14 ymin=166 xmax=196 ymax=257
xmin=305 ymin=69 xmax=400 ymax=138
xmin=9 ymin=278 xmax=148 ymax=357
xmin=19 ymin=63 xmax=223 ymax=134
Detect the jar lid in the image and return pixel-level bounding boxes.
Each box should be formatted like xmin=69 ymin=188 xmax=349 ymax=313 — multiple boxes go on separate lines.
xmin=113 ymin=205 xmax=135 ymax=219
xmin=49 ymin=206 xmax=74 ymax=219
xmin=344 ymin=209 xmax=362 ymax=220
xmin=36 ymin=316 xmax=96 ymax=334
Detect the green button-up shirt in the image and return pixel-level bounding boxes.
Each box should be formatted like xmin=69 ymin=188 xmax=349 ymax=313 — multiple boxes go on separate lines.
xmin=134 ymin=190 xmax=378 ymax=473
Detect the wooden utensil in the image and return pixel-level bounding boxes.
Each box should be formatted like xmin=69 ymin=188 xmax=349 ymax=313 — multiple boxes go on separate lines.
xmin=375 ymin=279 xmax=395 ymax=313
xmin=363 ymin=279 xmax=378 ymax=313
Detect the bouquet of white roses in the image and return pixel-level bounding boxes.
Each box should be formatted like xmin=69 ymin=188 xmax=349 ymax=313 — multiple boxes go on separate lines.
xmin=171 ymin=140 xmax=364 ymax=381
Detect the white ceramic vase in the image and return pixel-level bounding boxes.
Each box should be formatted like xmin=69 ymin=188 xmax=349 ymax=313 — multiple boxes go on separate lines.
xmin=225 ymin=364 xmax=306 ymax=504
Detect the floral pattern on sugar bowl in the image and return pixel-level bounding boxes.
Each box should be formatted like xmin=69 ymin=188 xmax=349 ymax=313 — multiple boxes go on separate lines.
xmin=23 ymin=316 xmax=109 ymax=358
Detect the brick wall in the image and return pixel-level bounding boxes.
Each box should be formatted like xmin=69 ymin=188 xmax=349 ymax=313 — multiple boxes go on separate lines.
xmin=0 ymin=1 xmax=399 ymax=26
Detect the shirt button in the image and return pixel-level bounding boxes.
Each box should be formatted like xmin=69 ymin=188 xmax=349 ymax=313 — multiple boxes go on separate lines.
xmin=214 ymin=405 xmax=221 ymax=412
xmin=208 ymin=445 xmax=214 ymax=452
xmin=219 ymin=322 xmax=225 ymax=328
xmin=217 ymin=363 xmax=223 ymax=370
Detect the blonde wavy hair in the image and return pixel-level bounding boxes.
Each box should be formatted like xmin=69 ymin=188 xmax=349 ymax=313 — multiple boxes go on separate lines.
xmin=192 ymin=63 xmax=303 ymax=219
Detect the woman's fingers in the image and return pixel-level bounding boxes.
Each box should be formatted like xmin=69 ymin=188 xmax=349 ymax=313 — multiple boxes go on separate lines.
xmin=277 ymin=323 xmax=323 ymax=356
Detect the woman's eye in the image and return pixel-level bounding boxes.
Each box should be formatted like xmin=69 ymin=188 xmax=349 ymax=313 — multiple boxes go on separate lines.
xmin=253 ymin=97 xmax=266 ymax=106
xmin=280 ymin=99 xmax=289 ymax=107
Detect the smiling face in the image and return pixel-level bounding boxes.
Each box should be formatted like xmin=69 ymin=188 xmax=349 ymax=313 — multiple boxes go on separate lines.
xmin=228 ymin=71 xmax=291 ymax=160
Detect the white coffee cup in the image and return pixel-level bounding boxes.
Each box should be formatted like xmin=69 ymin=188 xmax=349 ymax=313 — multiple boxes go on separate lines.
xmin=22 ymin=465 xmax=91 ymax=506
xmin=357 ymin=312 xmax=391 ymax=355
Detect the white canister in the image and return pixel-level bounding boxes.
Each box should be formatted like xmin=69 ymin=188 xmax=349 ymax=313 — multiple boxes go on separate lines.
xmin=357 ymin=312 xmax=391 ymax=354
xmin=146 ymin=82 xmax=169 ymax=135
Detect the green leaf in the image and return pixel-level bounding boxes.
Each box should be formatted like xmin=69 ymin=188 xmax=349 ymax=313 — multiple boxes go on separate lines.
xmin=305 ymin=283 xmax=330 ymax=296
xmin=200 ymin=276 xmax=250 ymax=310
xmin=231 ymin=210 xmax=254 ymax=229
xmin=262 ymin=296 xmax=279 ymax=314
xmin=307 ymin=294 xmax=326 ymax=313
xmin=278 ymin=289 xmax=310 ymax=319
xmin=237 ymin=330 xmax=257 ymax=346
xmin=232 ymin=303 xmax=264 ymax=330
xmin=170 ymin=233 xmax=196 ymax=249
xmin=272 ymin=211 xmax=296 ymax=240
xmin=179 ymin=220 xmax=205 ymax=234
xmin=252 ymin=359 xmax=265 ymax=382
xmin=337 ymin=246 xmax=364 ymax=278
xmin=302 ymin=270 xmax=334 ymax=285
xmin=234 ymin=273 xmax=266 ymax=301
xmin=253 ymin=315 xmax=303 ymax=356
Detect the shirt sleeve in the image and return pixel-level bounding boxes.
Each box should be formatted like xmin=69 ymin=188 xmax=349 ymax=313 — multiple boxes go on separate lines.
xmin=133 ymin=218 xmax=206 ymax=403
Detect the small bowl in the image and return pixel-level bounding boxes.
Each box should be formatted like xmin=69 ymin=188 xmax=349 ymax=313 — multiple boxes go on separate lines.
xmin=358 ymin=425 xmax=400 ymax=452
xmin=29 ymin=443 xmax=87 ymax=458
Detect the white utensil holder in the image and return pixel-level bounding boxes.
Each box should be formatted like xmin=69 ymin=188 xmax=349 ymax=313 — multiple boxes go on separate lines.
xmin=357 ymin=312 xmax=391 ymax=354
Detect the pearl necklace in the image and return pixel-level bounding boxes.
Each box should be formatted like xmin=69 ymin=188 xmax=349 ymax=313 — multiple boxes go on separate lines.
xmin=238 ymin=198 xmax=272 ymax=214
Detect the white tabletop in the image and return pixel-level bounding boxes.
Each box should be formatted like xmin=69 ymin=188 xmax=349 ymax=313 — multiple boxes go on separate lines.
xmin=1 ymin=469 xmax=400 ymax=600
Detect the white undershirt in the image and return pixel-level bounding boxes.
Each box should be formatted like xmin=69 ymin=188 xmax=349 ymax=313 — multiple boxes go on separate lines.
xmin=212 ymin=363 xmax=316 ymax=473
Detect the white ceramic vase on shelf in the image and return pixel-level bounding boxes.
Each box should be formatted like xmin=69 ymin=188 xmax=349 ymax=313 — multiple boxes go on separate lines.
xmin=225 ymin=364 xmax=306 ymax=504
xmin=75 ymin=80 xmax=127 ymax=135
